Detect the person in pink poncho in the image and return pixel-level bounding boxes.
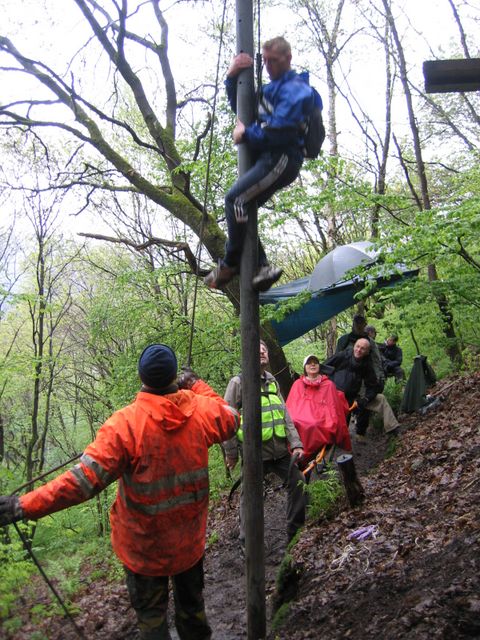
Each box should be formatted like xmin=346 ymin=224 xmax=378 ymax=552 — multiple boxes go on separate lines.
xmin=286 ymin=354 xmax=352 ymax=461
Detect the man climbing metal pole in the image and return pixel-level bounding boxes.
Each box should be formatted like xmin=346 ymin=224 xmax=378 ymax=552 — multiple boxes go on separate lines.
xmin=204 ymin=35 xmax=316 ymax=292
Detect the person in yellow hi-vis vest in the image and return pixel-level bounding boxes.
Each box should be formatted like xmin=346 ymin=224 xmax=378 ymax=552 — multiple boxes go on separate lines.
xmin=224 ymin=340 xmax=306 ymax=544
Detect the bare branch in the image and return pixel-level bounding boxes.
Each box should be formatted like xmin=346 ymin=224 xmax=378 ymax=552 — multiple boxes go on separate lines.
xmin=392 ymin=133 xmax=422 ymax=211
xmin=73 ymin=0 xmax=180 ymax=169
xmin=78 ymin=232 xmax=209 ymax=276
xmin=192 ymin=114 xmax=212 ymax=162
xmin=447 ymin=0 xmax=471 ymax=58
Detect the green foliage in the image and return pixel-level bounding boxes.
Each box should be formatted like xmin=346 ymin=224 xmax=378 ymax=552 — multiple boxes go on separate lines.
xmin=382 ymin=378 xmax=404 ymax=414
xmin=267 ymin=155 xmax=378 ymax=245
xmin=0 ymin=517 xmax=123 ymax=630
xmin=305 ymin=466 xmax=343 ymax=521
xmin=385 ymin=434 xmax=399 ymax=459
xmin=208 ymin=444 xmax=239 ymax=501
xmin=2 ymin=616 xmax=24 ymax=636
xmin=0 ymin=530 xmax=36 ymax=618
xmin=177 ymin=294 xmax=240 ymax=395
xmin=207 ymin=531 xmax=219 ymax=547
xmin=271 ymin=602 xmax=291 ymax=633
xmin=28 ymin=632 xmax=48 ymax=640
xmin=260 ymin=290 xmax=312 ymax=325
xmin=352 ymin=156 xmax=480 ymax=372
xmin=30 ymin=603 xmax=55 ymax=625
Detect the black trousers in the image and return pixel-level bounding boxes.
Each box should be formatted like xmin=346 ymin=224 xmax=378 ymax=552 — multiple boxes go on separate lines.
xmin=355 ymin=408 xmax=370 ymax=436
xmin=239 ymin=454 xmax=306 ymax=542
xmin=224 ymin=150 xmax=303 ymax=268
xmin=125 ymin=557 xmax=211 ymax=640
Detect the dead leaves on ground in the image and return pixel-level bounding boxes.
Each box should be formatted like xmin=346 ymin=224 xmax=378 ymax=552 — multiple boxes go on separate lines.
xmin=279 ymin=373 xmax=480 ymax=639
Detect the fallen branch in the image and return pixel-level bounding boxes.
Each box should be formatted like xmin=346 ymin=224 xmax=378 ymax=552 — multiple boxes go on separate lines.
xmin=428 ymin=380 xmax=457 ymax=397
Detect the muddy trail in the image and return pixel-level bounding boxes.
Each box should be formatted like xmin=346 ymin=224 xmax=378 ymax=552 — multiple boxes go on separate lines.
xmin=3 ymin=373 xmax=480 ymax=639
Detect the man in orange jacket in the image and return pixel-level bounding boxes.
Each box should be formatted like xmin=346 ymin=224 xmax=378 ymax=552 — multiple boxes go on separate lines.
xmin=0 ymin=344 xmax=239 ymax=640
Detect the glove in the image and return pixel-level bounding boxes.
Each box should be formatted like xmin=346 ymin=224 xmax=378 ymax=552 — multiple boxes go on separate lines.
xmin=177 ymin=366 xmax=199 ymax=390
xmin=225 ymin=456 xmax=238 ymax=471
xmin=291 ymin=447 xmax=304 ymax=463
xmin=355 ymin=397 xmax=369 ymax=410
xmin=0 ymin=495 xmax=24 ymax=526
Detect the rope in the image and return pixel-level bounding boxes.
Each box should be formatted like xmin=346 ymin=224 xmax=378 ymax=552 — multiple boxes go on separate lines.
xmin=255 ymin=0 xmax=263 ymax=120
xmin=186 ymin=0 xmax=229 ymax=367
xmin=12 ymin=453 xmax=81 ymax=495
xmin=257 ymin=0 xmax=261 ymax=56
xmin=13 ymin=522 xmax=87 ymax=639
xmin=8 ymin=453 xmax=86 ymax=639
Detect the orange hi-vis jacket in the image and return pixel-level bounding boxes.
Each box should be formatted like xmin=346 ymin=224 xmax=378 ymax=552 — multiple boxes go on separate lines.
xmin=20 ymin=380 xmax=239 ymax=576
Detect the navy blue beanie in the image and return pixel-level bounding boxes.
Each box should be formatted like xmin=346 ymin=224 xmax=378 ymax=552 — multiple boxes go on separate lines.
xmin=138 ymin=344 xmax=178 ymax=389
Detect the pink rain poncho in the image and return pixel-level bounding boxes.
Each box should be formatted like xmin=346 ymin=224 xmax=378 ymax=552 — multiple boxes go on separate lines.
xmin=286 ymin=375 xmax=352 ymax=458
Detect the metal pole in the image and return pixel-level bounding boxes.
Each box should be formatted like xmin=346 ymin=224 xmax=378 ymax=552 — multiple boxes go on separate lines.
xmin=235 ymin=0 xmax=266 ymax=638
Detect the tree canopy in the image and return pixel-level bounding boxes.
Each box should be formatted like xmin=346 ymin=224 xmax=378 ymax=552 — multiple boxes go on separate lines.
xmin=0 ymin=0 xmax=479 ymax=487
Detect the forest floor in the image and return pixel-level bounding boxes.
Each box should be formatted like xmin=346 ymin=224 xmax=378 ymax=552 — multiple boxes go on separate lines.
xmin=3 ymin=373 xmax=480 ymax=640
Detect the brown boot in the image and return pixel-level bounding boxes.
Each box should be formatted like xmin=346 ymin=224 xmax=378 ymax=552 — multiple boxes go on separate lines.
xmin=204 ymin=261 xmax=238 ymax=290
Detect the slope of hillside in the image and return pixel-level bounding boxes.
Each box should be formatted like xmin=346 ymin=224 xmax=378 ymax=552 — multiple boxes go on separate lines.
xmin=4 ymin=374 xmax=479 ymax=639
xmin=271 ymin=373 xmax=480 ymax=639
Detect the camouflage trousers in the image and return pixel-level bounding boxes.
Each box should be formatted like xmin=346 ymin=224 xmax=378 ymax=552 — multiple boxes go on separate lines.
xmin=124 ymin=557 xmax=211 ymax=640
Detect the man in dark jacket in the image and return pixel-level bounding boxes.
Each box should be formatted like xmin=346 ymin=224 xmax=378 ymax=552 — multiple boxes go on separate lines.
xmin=204 ymin=36 xmax=316 ymax=293
xmin=336 ymin=315 xmax=384 ymax=390
xmin=326 ymin=338 xmax=379 ymax=407
xmin=380 ymin=334 xmax=405 ymax=383
xmin=325 ymin=338 xmax=382 ymax=442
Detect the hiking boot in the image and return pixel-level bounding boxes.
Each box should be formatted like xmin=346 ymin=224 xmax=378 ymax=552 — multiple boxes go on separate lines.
xmin=386 ymin=426 xmax=399 ymax=436
xmin=204 ymin=261 xmax=238 ymax=290
xmin=287 ymin=527 xmax=299 ymax=544
xmin=252 ymin=265 xmax=283 ymax=292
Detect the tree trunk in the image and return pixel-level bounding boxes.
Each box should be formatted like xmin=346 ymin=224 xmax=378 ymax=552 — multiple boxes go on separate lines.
xmin=336 ymin=453 xmax=365 ymax=507
xmin=382 ymin=0 xmax=462 ymax=367
xmin=0 ymin=413 xmax=4 ymax=463
xmin=301 ymin=0 xmax=346 ymax=246
xmin=263 ymin=326 xmax=295 ymax=400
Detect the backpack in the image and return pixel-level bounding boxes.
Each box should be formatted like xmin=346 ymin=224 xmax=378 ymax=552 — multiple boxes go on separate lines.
xmin=301 ymin=87 xmax=325 ymax=160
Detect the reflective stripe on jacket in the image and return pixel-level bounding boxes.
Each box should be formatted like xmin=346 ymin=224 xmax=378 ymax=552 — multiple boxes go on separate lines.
xmin=237 ymin=381 xmax=287 ymax=442
xmin=223 ymin=371 xmax=303 ymax=462
xmin=20 ymin=380 xmax=239 ymax=576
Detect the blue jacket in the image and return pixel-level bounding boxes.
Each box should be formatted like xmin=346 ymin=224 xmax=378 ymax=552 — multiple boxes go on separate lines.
xmin=225 ymin=69 xmax=315 ymax=155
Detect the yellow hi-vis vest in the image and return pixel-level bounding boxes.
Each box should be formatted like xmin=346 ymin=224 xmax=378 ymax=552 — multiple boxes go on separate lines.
xmin=237 ymin=381 xmax=287 ymax=442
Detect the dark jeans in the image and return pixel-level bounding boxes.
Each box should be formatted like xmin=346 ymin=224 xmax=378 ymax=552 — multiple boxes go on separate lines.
xmin=125 ymin=558 xmax=211 ymax=640
xmin=224 ymin=150 xmax=303 ymax=268
xmin=239 ymin=454 xmax=306 ymax=542
xmin=355 ymin=408 xmax=370 ymax=436
xmin=385 ymin=365 xmax=405 ymax=382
